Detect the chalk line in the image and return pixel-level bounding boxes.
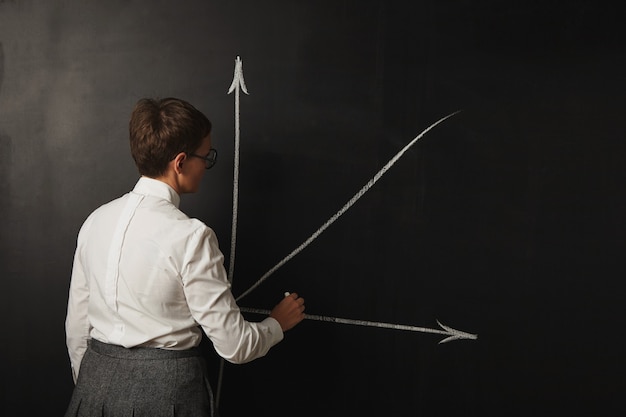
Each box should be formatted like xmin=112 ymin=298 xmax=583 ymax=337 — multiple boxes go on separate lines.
xmin=240 ymin=307 xmax=477 ymax=343
xmin=235 ymin=110 xmax=461 ymax=302
xmin=217 ymin=56 xmax=249 ymax=410
xmin=227 ymin=56 xmax=248 ymax=284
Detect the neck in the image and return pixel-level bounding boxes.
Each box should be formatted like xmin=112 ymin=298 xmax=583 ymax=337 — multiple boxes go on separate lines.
xmin=147 ymin=173 xmax=181 ymax=195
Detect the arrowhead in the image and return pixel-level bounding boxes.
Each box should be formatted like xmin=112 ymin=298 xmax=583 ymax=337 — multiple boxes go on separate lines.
xmin=436 ymin=320 xmax=478 ymax=344
xmin=228 ymin=55 xmax=249 ymax=95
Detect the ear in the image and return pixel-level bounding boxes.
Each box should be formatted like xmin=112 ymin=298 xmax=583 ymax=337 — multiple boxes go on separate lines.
xmin=173 ymin=152 xmax=187 ymax=174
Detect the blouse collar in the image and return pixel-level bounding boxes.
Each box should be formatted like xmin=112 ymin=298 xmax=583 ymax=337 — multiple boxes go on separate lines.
xmin=132 ymin=176 xmax=181 ymax=208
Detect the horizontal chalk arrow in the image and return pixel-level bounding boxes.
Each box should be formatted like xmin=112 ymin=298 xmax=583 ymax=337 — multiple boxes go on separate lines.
xmin=239 ymin=307 xmax=477 ymax=344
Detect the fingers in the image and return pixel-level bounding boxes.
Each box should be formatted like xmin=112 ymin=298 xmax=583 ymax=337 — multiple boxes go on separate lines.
xmin=284 ymin=292 xmax=305 ymax=322
xmin=294 ymin=298 xmax=305 ymax=317
xmin=270 ymin=291 xmax=306 ymax=331
xmin=286 ymin=292 xmax=305 ymax=312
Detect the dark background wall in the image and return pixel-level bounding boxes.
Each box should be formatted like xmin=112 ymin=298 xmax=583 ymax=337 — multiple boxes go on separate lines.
xmin=1 ymin=1 xmax=624 ymax=416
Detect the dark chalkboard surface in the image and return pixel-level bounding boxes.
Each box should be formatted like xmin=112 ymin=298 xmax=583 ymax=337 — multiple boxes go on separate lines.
xmin=1 ymin=1 xmax=624 ymax=416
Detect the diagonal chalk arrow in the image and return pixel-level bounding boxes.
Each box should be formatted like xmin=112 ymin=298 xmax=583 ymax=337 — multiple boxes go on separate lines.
xmin=240 ymin=307 xmax=477 ymax=343
xmin=235 ymin=110 xmax=461 ymax=302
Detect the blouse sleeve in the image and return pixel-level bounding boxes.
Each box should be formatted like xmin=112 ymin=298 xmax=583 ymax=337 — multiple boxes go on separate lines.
xmin=65 ymin=216 xmax=94 ymax=383
xmin=181 ymin=225 xmax=283 ymax=364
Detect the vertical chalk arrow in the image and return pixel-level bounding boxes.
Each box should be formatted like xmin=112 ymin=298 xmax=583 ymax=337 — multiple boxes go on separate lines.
xmin=217 ymin=56 xmax=250 ymax=410
xmin=227 ymin=56 xmax=249 ymax=284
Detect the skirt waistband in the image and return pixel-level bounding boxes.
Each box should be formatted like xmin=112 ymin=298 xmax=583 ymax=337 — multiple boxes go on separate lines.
xmin=89 ymin=338 xmax=201 ymax=360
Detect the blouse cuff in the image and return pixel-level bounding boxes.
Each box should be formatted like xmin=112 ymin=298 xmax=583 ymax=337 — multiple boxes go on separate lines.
xmin=261 ymin=316 xmax=284 ymax=346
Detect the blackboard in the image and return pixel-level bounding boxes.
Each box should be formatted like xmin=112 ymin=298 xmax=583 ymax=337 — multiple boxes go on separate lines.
xmin=1 ymin=1 xmax=624 ymax=416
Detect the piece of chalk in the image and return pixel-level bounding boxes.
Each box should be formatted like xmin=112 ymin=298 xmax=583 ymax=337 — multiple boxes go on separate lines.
xmin=284 ymin=292 xmax=290 ymax=297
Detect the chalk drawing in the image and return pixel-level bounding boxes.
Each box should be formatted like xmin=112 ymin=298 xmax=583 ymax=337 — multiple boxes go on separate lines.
xmin=224 ymin=56 xmax=475 ymax=341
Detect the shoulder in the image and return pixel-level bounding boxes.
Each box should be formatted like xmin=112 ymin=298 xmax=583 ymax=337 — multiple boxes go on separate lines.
xmin=154 ymin=210 xmax=219 ymax=248
xmin=186 ymin=218 xmax=218 ymax=244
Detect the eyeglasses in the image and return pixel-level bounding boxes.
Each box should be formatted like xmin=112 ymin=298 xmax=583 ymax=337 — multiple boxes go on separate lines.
xmin=188 ymin=148 xmax=217 ymax=170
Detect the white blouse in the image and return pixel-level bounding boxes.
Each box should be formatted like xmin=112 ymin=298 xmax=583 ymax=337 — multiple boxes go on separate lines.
xmin=65 ymin=176 xmax=282 ymax=382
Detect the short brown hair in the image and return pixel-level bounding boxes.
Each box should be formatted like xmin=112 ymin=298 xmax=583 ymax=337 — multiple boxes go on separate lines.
xmin=129 ymin=97 xmax=212 ymax=177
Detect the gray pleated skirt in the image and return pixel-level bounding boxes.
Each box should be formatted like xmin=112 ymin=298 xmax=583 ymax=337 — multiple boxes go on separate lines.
xmin=64 ymin=339 xmax=215 ymax=417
